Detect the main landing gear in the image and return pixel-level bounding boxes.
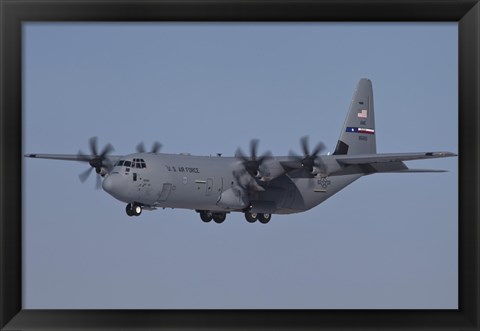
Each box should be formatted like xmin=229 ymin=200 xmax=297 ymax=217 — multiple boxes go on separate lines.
xmin=244 ymin=212 xmax=272 ymax=224
xmin=126 ymin=203 xmax=142 ymax=217
xmin=199 ymin=211 xmax=227 ymax=223
xmin=198 ymin=210 xmax=272 ymax=224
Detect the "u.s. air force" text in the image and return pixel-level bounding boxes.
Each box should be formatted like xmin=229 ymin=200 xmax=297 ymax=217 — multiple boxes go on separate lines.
xmin=165 ymin=165 xmax=200 ymax=173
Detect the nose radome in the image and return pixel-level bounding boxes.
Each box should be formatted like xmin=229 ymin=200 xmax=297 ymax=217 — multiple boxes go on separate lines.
xmin=102 ymin=173 xmax=120 ymax=194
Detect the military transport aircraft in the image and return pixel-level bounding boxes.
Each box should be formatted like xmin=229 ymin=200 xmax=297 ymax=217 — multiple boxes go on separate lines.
xmin=25 ymin=79 xmax=456 ymax=224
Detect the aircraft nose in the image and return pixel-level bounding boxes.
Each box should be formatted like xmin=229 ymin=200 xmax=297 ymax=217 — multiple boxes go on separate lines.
xmin=102 ymin=173 xmax=122 ymax=194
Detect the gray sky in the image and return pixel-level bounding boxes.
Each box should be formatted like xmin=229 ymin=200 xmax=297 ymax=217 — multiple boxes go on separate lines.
xmin=23 ymin=22 xmax=458 ymax=309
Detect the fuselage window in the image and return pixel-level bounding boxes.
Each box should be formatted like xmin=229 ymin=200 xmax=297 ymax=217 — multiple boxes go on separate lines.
xmin=124 ymin=161 xmax=131 ymax=167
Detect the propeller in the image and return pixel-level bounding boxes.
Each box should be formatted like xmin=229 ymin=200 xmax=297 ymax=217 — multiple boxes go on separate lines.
xmin=231 ymin=167 xmax=265 ymax=196
xmin=289 ymin=135 xmax=327 ymax=174
xmin=136 ymin=141 xmax=162 ymax=154
xmin=235 ymin=139 xmax=272 ymax=178
xmin=77 ymin=136 xmax=115 ymax=189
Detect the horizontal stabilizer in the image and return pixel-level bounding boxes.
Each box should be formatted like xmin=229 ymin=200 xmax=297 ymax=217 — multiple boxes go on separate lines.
xmin=381 ymin=169 xmax=448 ymax=173
xmin=335 ymin=151 xmax=457 ymax=165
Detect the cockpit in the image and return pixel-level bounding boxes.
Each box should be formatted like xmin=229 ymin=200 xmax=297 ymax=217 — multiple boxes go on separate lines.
xmin=115 ymin=158 xmax=147 ymax=169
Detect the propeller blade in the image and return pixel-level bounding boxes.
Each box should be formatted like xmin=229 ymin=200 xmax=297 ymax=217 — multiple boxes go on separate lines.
xmin=291 ymin=136 xmax=328 ymax=174
xmin=311 ymin=142 xmax=326 ymax=158
xmin=300 ymin=136 xmax=310 ymax=157
xmin=96 ymin=174 xmax=102 ymax=190
xmin=233 ymin=168 xmax=259 ymax=191
xmin=235 ymin=139 xmax=272 ymax=180
xmin=89 ymin=136 xmax=98 ymax=156
xmin=235 ymin=147 xmax=249 ymax=162
xmin=136 ymin=142 xmax=146 ymax=153
xmin=315 ymin=157 xmax=327 ymax=173
xmin=136 ymin=141 xmax=162 ymax=153
xmin=257 ymin=151 xmax=273 ymax=164
xmin=288 ymin=150 xmax=303 ymax=163
xmin=78 ymin=137 xmax=116 ymax=188
xmin=151 ymin=142 xmax=162 ymax=153
xmin=79 ymin=167 xmax=93 ymax=183
xmin=99 ymin=143 xmax=114 ymax=158
xmin=250 ymin=139 xmax=259 ymax=160
xmin=232 ymin=168 xmax=247 ymax=190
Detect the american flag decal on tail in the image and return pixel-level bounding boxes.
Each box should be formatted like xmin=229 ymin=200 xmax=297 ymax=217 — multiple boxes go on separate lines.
xmin=357 ymin=109 xmax=368 ymax=118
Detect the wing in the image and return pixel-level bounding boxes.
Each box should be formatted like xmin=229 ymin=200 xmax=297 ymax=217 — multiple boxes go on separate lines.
xmin=24 ymin=153 xmax=122 ymax=164
xmin=279 ymin=151 xmax=456 ymax=176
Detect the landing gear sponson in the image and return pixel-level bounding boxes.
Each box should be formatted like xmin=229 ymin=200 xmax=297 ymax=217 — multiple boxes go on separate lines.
xmin=196 ymin=210 xmax=272 ymax=224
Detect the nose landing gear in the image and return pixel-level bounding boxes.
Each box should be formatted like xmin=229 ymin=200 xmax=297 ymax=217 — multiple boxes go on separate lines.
xmin=126 ymin=203 xmax=142 ymax=216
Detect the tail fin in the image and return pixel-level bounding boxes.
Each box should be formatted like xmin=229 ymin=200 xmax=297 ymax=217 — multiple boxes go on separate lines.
xmin=333 ymin=79 xmax=376 ymax=155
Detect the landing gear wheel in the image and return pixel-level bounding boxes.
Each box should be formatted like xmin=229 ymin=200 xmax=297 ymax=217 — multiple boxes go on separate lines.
xmin=245 ymin=212 xmax=258 ymax=223
xmin=126 ymin=203 xmax=142 ymax=217
xmin=212 ymin=213 xmax=226 ymax=224
xmin=126 ymin=203 xmax=134 ymax=216
xmin=200 ymin=211 xmax=213 ymax=223
xmin=133 ymin=205 xmax=142 ymax=216
xmin=258 ymin=213 xmax=272 ymax=224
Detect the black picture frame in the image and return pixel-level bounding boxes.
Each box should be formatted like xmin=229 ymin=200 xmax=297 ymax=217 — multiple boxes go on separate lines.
xmin=1 ymin=0 xmax=477 ymax=330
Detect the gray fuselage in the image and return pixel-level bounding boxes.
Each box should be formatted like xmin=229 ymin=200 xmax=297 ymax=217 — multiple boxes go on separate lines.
xmin=102 ymin=152 xmax=361 ymax=215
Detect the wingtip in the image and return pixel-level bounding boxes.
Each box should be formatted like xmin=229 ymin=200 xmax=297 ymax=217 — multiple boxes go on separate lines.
xmin=425 ymin=152 xmax=457 ymax=157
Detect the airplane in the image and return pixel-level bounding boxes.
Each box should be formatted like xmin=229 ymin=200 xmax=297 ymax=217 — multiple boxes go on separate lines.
xmin=24 ymin=79 xmax=456 ymax=224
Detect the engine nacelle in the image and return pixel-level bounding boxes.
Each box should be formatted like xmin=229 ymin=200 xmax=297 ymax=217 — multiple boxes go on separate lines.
xmin=96 ymin=167 xmax=109 ymax=177
xmin=311 ymin=166 xmax=323 ymax=176
xmin=256 ymin=159 xmax=286 ymax=181
xmin=311 ymin=159 xmax=341 ymax=177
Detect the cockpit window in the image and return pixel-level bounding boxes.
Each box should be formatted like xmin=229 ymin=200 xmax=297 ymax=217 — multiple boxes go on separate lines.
xmin=132 ymin=158 xmax=146 ymax=169
xmin=115 ymin=159 xmax=145 ymax=169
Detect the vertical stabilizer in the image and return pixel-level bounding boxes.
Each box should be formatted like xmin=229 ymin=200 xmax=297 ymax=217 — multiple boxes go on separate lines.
xmin=333 ymin=79 xmax=376 ymax=155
